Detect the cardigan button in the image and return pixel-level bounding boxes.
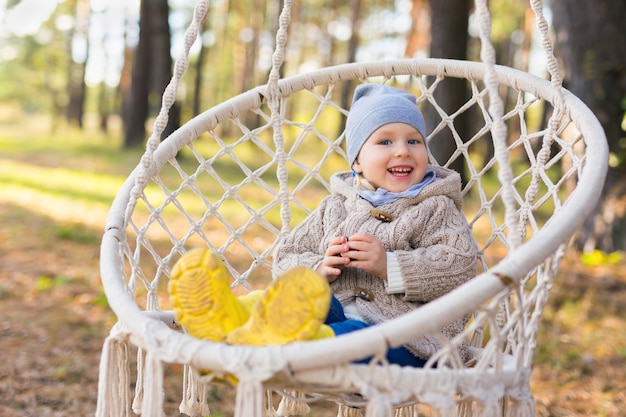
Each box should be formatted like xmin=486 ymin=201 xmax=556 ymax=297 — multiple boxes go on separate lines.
xmin=353 ymin=286 xmax=374 ymax=301
xmin=371 ymin=208 xmax=393 ymax=222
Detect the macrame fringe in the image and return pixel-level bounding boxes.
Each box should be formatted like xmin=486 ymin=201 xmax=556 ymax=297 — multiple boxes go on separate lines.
xmin=235 ymin=379 xmax=265 ymax=417
xmin=457 ymin=399 xmax=475 ymax=417
xmin=365 ymin=396 xmax=393 ymax=417
xmin=141 ymin=351 xmax=165 ymax=417
xmin=337 ymin=404 xmax=363 ymax=417
xmin=479 ymin=401 xmax=502 ymax=417
xmin=506 ymin=397 xmax=536 ymax=417
xmin=265 ymin=389 xmax=277 ymax=417
xmin=132 ymin=348 xmax=145 ymax=414
xmin=276 ymin=390 xmax=310 ymax=416
xmin=394 ymin=405 xmax=414 ymax=417
xmin=179 ymin=365 xmax=211 ymax=417
xmin=95 ymin=331 xmax=131 ymax=417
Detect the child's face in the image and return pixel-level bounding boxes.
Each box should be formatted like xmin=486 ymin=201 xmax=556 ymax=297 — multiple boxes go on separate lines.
xmin=353 ymin=122 xmax=428 ymax=192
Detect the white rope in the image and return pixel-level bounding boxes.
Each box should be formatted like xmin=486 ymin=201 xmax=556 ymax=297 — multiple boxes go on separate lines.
xmin=337 ymin=404 xmax=363 ymax=417
xmin=393 ymin=405 xmax=414 ymax=417
xmin=179 ymin=365 xmax=211 ymax=416
xmin=141 ymin=351 xmax=165 ymax=417
xmin=267 ymin=0 xmax=293 ymax=240
xmin=131 ymin=348 xmax=145 ymax=415
xmin=95 ymin=325 xmax=132 ymax=417
xmin=266 ymin=0 xmax=291 ymax=95
xmin=265 ymin=389 xmax=277 ymax=417
xmin=519 ymin=0 xmax=567 ymax=237
xmin=365 ymin=394 xmax=393 ymax=417
xmin=474 ymin=0 xmax=522 ymax=249
xmin=529 ymin=0 xmax=563 ymax=89
xmin=124 ymin=0 xmax=209 ymax=224
xmin=276 ymin=391 xmax=311 ymax=416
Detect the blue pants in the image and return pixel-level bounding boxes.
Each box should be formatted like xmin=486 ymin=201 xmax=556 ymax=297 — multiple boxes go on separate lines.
xmin=325 ymin=296 xmax=427 ymax=367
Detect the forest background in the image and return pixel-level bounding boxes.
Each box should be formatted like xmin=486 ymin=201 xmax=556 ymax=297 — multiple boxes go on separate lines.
xmin=0 ymin=0 xmax=625 ymax=415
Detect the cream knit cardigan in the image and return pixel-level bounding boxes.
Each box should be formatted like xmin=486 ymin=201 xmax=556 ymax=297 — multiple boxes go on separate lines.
xmin=273 ymin=166 xmax=478 ymax=361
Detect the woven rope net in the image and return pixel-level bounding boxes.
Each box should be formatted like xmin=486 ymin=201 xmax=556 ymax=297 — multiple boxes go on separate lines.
xmin=96 ymin=1 xmax=608 ymax=416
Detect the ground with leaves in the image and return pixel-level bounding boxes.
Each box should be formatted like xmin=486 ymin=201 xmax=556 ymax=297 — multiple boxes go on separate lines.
xmin=0 ymin=127 xmax=625 ymax=416
xmin=2 ymin=200 xmax=625 ymax=417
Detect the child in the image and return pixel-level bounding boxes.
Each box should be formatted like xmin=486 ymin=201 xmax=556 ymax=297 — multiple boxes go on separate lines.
xmin=169 ymin=84 xmax=477 ymax=367
xmin=272 ymin=83 xmax=479 ymax=366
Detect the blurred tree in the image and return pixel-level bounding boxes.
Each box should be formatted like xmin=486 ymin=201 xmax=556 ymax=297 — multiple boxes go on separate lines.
xmin=419 ymin=0 xmax=529 ymax=181
xmin=65 ymin=0 xmax=90 ymax=128
xmin=0 ymin=1 xmax=77 ymax=131
xmin=123 ymin=0 xmax=179 ymax=148
xmin=339 ymin=0 xmax=362 ymax=130
xmin=422 ymin=0 xmax=472 ymax=178
xmin=404 ymin=0 xmax=429 ymax=59
xmin=551 ymin=0 xmax=626 ymax=251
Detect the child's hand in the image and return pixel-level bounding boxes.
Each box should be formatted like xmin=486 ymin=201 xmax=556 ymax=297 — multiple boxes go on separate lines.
xmin=316 ymin=236 xmax=350 ymax=282
xmin=344 ymin=233 xmax=387 ymax=280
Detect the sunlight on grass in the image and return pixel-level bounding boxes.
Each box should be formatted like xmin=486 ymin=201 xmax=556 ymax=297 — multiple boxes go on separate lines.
xmin=0 ymin=159 xmax=125 ymax=202
xmin=0 ymin=183 xmax=112 ymax=230
xmin=0 ymin=156 xmax=230 ymax=234
xmin=0 ymin=124 xmax=144 ymax=176
xmin=0 ymin=161 xmax=120 ymax=230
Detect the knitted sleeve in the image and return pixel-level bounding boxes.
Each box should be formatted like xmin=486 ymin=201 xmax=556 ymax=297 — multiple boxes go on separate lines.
xmin=396 ymin=195 xmax=478 ymax=303
xmin=385 ymin=252 xmax=405 ymax=294
xmin=272 ymin=198 xmax=330 ymax=278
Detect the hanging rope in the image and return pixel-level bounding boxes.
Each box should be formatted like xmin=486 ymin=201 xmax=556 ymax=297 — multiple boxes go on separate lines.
xmin=529 ymin=0 xmax=563 ymax=90
xmin=474 ymin=0 xmax=522 ymax=249
xmin=266 ymin=0 xmax=294 ymax=240
xmin=518 ymin=0 xmax=567 ymax=238
xmin=124 ymin=0 xmax=209 ymax=225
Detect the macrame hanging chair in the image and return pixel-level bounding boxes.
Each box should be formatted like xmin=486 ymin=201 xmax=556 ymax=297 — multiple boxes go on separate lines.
xmin=96 ymin=0 xmax=608 ymax=416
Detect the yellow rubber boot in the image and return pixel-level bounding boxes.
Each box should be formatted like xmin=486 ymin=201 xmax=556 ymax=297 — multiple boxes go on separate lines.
xmin=312 ymin=324 xmax=335 ymax=340
xmin=168 ymin=248 xmax=250 ymax=342
xmin=237 ymin=291 xmax=334 ymax=340
xmin=237 ymin=290 xmax=265 ymax=312
xmin=227 ymin=267 xmax=331 ymax=346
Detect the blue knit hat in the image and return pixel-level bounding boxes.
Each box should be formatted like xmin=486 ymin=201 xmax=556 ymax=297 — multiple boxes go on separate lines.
xmin=345 ymin=84 xmax=427 ymax=167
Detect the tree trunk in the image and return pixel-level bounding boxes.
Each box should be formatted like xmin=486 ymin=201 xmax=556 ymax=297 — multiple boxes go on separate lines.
xmin=404 ymin=0 xmax=430 ymax=59
xmin=124 ymin=0 xmax=151 ymax=147
xmin=124 ymin=0 xmax=177 ymax=148
xmin=119 ymin=42 xmax=135 ymax=140
xmin=551 ymin=0 xmax=626 ymax=251
xmin=339 ymin=0 xmax=362 ymax=138
xmin=65 ymin=0 xmax=90 ymax=128
xmin=424 ymin=0 xmax=472 ymax=180
xmin=150 ymin=0 xmax=178 ymax=140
